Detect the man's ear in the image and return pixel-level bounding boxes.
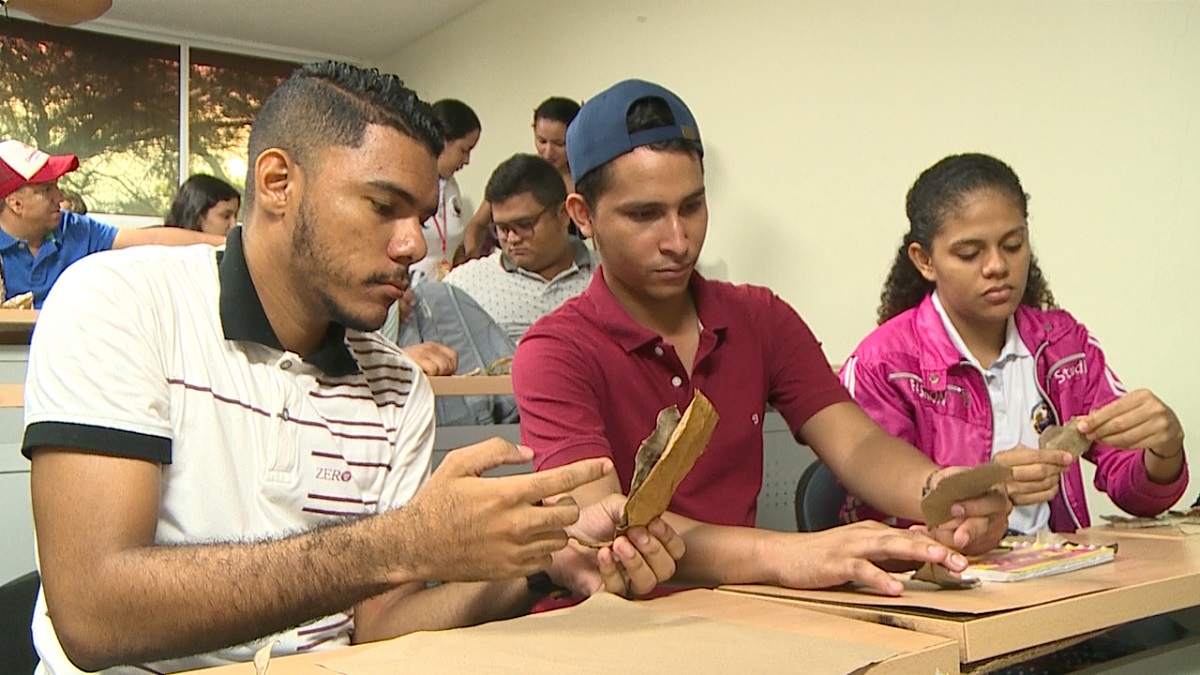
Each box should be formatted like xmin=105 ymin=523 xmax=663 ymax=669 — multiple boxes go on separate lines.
xmin=252 ymin=148 xmax=299 ymax=220
xmin=907 ymin=242 xmax=937 ymax=283
xmin=565 ymin=193 xmax=594 ymax=239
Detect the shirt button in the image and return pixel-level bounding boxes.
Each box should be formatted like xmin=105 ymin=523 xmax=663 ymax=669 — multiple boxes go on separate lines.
xmin=654 ymin=346 xmax=665 ymax=356
xmin=280 ymin=360 xmax=293 ymax=371
xmin=671 ymin=376 xmax=682 ymax=387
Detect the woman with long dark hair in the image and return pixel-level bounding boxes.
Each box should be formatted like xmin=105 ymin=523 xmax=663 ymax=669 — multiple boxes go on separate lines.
xmin=165 ymin=174 xmax=240 ymax=236
xmin=840 ymin=152 xmax=1186 ymax=534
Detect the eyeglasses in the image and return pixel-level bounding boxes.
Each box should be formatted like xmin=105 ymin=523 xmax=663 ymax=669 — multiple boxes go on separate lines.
xmin=491 ymin=206 xmax=549 ymax=240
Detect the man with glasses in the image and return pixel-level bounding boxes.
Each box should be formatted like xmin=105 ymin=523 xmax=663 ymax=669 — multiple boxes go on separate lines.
xmin=442 ymin=153 xmax=596 ymax=343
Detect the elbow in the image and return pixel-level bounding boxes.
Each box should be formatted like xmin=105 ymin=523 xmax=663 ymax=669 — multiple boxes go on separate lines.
xmin=48 ymin=601 xmax=136 ymax=671
xmin=55 ymin=623 xmax=124 ymax=672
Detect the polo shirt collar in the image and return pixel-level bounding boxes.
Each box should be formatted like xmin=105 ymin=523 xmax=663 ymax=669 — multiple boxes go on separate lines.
xmin=585 ymin=267 xmax=729 ymax=354
xmin=499 ymin=236 xmax=594 ymax=274
xmin=0 ymin=215 xmax=62 ymax=251
xmin=218 ymin=227 xmax=358 ymax=377
xmin=931 ymin=290 xmax=1028 ymax=371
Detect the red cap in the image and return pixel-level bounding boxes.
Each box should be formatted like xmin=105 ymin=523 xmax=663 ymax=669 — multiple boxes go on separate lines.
xmin=0 ymin=140 xmax=80 ymax=199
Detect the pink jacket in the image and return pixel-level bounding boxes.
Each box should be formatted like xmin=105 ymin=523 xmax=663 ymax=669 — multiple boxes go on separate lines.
xmin=840 ymin=294 xmax=1188 ymax=532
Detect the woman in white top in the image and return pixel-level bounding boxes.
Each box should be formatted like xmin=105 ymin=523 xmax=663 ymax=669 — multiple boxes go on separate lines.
xmin=410 ymin=98 xmax=481 ymax=285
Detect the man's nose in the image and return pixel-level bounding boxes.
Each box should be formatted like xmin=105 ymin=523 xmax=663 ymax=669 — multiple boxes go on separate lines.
xmin=390 ymin=215 xmax=428 ymax=264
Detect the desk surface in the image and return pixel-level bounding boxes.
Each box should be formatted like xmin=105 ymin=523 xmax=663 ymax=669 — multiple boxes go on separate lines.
xmin=187 ymin=589 xmax=957 ymax=674
xmin=723 ymin=530 xmax=1200 ymax=666
xmin=426 ymin=374 xmax=512 ymax=396
xmin=0 ymin=308 xmax=37 ymax=345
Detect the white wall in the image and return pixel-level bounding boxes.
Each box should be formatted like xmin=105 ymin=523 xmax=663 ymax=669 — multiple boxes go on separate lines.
xmin=381 ymin=0 xmax=1200 ymax=514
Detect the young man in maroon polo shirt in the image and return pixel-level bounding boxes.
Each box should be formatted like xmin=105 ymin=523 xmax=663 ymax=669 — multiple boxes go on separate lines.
xmin=512 ymin=79 xmax=1013 ymax=597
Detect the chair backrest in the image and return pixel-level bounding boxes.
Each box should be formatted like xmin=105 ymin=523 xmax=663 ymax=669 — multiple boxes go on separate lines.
xmin=0 ymin=570 xmax=40 ymax=675
xmin=794 ymin=461 xmax=847 ymax=532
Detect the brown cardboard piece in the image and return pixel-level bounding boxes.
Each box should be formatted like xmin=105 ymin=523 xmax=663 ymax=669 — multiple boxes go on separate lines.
xmin=920 ymin=463 xmax=1013 ymax=528
xmin=188 ymin=591 xmax=959 ymax=675
xmin=621 ymin=389 xmax=719 ymax=530
xmin=312 ymin=591 xmax=927 ymax=675
xmin=1039 ymin=418 xmax=1089 ymax=459
xmin=629 ymin=405 xmax=681 ymax=494
xmin=913 ymin=463 xmax=1012 ymax=589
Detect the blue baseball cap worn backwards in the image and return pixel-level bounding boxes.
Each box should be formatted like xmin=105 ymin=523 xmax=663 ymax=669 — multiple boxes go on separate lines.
xmin=566 ymin=79 xmax=703 ymax=184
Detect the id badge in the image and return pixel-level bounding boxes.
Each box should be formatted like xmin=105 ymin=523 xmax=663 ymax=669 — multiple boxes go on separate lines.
xmin=437 ymin=259 xmax=453 ymax=280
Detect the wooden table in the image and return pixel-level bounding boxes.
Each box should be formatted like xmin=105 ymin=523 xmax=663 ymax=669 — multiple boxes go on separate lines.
xmin=722 ymin=530 xmax=1200 ymax=669
xmin=0 ymin=308 xmax=37 ymax=345
xmin=427 ymin=374 xmax=512 ymax=396
xmin=1081 ymin=521 xmax=1200 ymax=541
xmin=185 ymin=589 xmax=959 ymax=674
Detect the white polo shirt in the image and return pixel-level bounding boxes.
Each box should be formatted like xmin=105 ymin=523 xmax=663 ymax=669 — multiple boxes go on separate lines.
xmin=932 ymin=292 xmax=1049 ymax=534
xmin=23 ymin=229 xmax=434 ymax=674
xmin=442 ymin=238 xmax=597 ymax=342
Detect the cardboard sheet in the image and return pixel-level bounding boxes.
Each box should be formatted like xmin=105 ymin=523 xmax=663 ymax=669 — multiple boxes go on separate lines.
xmin=315 ymin=592 xmax=899 ymax=675
xmin=722 ymin=571 xmax=1119 ymax=616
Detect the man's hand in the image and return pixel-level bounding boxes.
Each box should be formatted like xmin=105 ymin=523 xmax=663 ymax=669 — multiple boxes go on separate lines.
xmin=767 ymin=522 xmax=968 ymax=596
xmin=402 ymin=342 xmax=458 ymax=376
xmin=923 ymin=466 xmax=1011 ymax=556
xmin=992 ymin=446 xmax=1074 ymax=506
xmin=1078 ymin=389 xmax=1185 ymax=458
xmin=548 ymin=493 xmax=685 ymax=597
xmin=397 ymin=439 xmax=613 ymax=582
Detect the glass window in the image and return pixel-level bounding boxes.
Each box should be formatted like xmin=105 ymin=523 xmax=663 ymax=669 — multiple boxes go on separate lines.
xmin=188 ymin=48 xmax=298 ymax=196
xmin=1 ymin=20 xmax=302 ymax=217
xmin=1 ymin=18 xmax=179 ymax=216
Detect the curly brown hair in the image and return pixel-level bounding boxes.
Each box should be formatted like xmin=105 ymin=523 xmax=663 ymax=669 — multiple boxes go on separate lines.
xmin=877 ymin=153 xmax=1056 ymax=324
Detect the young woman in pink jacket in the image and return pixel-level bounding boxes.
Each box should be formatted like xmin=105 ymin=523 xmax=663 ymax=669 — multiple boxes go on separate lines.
xmin=840 ymin=153 xmax=1187 ymax=533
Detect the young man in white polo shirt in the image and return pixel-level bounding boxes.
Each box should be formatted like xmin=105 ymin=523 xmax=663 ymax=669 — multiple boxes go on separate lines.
xmin=23 ymin=62 xmax=681 ymax=674
xmin=443 ymin=154 xmax=597 ymax=343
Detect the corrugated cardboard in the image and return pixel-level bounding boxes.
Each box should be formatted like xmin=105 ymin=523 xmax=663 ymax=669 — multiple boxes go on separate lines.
xmin=189 ymin=590 xmax=959 ymax=674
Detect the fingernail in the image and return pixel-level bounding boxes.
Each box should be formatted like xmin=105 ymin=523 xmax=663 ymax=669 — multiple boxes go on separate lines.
xmin=951 ymin=505 xmax=965 ymax=517
xmin=612 ymin=539 xmax=630 ymax=558
xmin=950 ymin=553 xmax=967 ymax=567
xmin=634 ymin=530 xmax=650 ymax=546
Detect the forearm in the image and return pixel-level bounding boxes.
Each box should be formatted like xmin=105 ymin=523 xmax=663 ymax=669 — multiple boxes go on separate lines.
xmin=663 ymin=512 xmax=787 ymax=586
xmin=43 ymin=513 xmax=426 ymax=670
xmin=353 ymin=578 xmax=532 ymax=644
xmin=828 ymin=427 xmax=934 ymax=522
xmin=113 ymin=226 xmax=224 ymax=249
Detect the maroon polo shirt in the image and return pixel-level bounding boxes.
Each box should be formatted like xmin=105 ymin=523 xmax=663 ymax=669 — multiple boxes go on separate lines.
xmin=513 ymin=269 xmax=851 ymax=527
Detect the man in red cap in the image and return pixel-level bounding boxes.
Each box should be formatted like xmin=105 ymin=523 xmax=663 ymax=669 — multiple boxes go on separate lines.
xmin=0 ymin=140 xmax=224 ymax=308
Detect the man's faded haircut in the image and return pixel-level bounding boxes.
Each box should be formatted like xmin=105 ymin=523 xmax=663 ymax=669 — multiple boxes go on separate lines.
xmin=244 ymin=61 xmax=444 ymax=206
